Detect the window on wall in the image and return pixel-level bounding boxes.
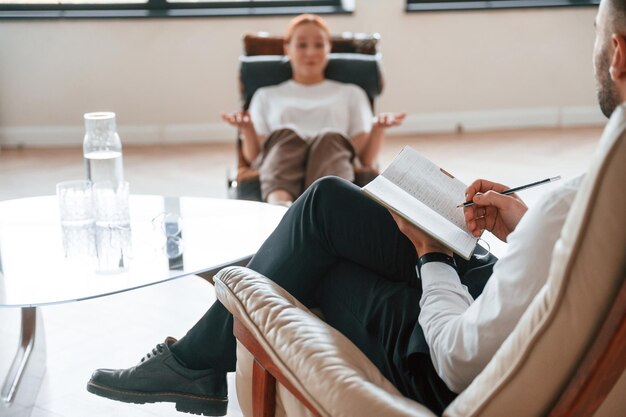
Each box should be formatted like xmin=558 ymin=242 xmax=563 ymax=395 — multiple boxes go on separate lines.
xmin=0 ymin=0 xmax=347 ymax=18
xmin=406 ymin=0 xmax=599 ymax=12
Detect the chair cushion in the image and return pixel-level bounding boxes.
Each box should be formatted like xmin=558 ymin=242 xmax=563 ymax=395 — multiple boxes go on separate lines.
xmin=239 ymin=53 xmax=382 ymax=108
xmin=214 ymin=266 xmax=437 ymax=417
xmin=445 ymin=106 xmax=626 ymax=416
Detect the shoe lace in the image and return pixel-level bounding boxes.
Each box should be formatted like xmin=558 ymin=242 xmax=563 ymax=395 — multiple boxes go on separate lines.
xmin=140 ymin=343 xmax=165 ymax=363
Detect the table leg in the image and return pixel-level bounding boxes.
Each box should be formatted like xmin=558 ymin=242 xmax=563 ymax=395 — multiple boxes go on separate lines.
xmin=1 ymin=307 xmax=46 ymax=414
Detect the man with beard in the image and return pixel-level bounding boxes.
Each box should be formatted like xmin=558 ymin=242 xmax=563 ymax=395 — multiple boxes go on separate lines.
xmin=86 ymin=1 xmax=626 ymax=416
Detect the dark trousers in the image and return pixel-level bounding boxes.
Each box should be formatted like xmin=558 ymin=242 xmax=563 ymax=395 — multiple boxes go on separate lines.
xmin=171 ymin=177 xmax=496 ymax=415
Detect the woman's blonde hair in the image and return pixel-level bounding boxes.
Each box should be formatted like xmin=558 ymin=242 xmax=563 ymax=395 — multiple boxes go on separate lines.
xmin=285 ymin=14 xmax=332 ymax=43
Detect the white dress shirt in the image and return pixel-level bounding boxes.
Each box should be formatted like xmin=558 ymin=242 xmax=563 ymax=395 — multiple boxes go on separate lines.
xmin=248 ymin=79 xmax=372 ymax=141
xmin=418 ymin=176 xmax=583 ymax=393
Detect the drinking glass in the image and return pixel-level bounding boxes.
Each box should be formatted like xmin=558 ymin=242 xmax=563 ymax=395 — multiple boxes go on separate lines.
xmin=95 ymin=225 xmax=132 ymax=274
xmin=91 ymin=181 xmax=132 ymax=273
xmin=56 ymin=180 xmax=96 ymax=260
xmin=56 ymin=180 xmax=94 ymax=226
xmin=92 ymin=181 xmax=130 ymax=228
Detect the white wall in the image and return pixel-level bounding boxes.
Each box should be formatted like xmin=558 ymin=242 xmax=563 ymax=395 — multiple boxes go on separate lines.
xmin=0 ymin=0 xmax=602 ymax=146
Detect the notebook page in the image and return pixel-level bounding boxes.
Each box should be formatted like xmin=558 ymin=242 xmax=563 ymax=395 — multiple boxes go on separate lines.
xmin=381 ymin=147 xmax=467 ymax=231
xmin=363 ymin=176 xmax=477 ymax=259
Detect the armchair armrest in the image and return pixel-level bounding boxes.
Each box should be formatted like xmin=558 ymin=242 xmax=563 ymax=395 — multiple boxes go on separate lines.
xmin=214 ymin=266 xmax=435 ymax=417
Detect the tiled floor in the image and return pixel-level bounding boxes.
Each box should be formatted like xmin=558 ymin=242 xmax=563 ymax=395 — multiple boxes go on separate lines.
xmin=0 ymin=127 xmax=601 ymax=417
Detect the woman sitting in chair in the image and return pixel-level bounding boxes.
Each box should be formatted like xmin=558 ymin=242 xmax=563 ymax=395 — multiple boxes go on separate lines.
xmin=222 ymin=14 xmax=405 ymax=205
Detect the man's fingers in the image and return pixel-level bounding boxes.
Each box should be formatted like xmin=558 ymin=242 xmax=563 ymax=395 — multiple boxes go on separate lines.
xmin=466 ymin=219 xmax=482 ymax=237
xmin=464 ymin=205 xmax=477 ymax=223
xmin=475 ymin=207 xmax=486 ymax=219
xmin=465 ymin=179 xmax=509 ymax=200
xmin=466 ymin=204 xmax=496 ymax=236
xmin=473 ymin=190 xmax=512 ymax=210
xmin=474 ymin=216 xmax=487 ymax=231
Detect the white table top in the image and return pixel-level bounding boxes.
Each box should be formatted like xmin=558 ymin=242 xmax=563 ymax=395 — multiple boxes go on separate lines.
xmin=0 ymin=195 xmax=286 ymax=307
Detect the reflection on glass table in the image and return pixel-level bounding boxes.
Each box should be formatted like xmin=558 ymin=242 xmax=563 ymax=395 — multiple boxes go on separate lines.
xmin=0 ymin=195 xmax=286 ymax=307
xmin=0 ymin=195 xmax=287 ymax=416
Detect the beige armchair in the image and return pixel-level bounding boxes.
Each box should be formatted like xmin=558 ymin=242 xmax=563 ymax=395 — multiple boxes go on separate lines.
xmin=213 ymin=107 xmax=626 ymax=417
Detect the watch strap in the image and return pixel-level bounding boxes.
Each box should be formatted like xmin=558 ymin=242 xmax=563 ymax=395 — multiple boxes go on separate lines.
xmin=417 ymin=252 xmax=457 ymax=273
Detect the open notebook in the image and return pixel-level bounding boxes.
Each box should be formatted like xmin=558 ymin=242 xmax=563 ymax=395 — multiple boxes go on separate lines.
xmin=362 ymin=146 xmax=479 ymax=260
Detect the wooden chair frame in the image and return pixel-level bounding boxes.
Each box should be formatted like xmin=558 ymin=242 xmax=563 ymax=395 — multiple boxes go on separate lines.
xmin=233 ymin=318 xmax=323 ymax=417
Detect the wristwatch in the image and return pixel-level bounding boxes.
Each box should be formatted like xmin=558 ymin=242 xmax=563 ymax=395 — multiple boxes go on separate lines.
xmin=417 ymin=252 xmax=457 ymax=273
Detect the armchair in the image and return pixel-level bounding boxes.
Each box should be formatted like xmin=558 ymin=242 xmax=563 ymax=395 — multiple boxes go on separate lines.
xmin=229 ymin=33 xmax=384 ymax=201
xmin=214 ymin=107 xmax=626 ymax=416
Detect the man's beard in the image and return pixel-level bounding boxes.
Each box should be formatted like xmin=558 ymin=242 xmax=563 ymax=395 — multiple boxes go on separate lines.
xmin=596 ymin=51 xmax=622 ymax=118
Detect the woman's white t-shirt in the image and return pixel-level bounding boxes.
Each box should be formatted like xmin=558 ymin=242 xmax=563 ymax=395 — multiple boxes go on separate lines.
xmin=248 ymin=79 xmax=372 ymax=142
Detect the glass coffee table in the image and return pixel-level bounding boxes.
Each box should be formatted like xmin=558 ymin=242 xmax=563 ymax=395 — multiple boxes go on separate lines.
xmin=0 ymin=195 xmax=287 ymax=416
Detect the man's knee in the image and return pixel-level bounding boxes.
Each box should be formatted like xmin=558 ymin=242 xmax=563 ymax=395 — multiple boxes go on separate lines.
xmin=307 ymin=176 xmax=358 ymax=203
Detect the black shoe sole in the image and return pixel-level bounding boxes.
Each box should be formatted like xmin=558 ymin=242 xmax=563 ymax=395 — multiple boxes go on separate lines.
xmin=86 ymin=380 xmax=228 ymax=416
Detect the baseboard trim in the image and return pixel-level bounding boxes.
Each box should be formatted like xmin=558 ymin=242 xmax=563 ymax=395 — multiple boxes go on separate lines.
xmin=389 ymin=105 xmax=605 ymax=136
xmin=0 ymin=106 xmax=605 ymax=147
xmin=0 ymin=124 xmax=235 ymax=147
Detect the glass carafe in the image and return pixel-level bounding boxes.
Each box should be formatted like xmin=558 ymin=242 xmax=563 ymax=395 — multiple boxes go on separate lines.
xmin=83 ymin=112 xmax=124 ymax=184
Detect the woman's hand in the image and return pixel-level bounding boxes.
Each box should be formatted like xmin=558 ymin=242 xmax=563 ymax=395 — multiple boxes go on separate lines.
xmin=221 ymin=110 xmax=261 ymax=163
xmin=389 ymin=211 xmax=452 ymax=257
xmin=356 ymin=112 xmax=407 ymax=167
xmin=373 ymin=112 xmax=406 ymax=130
xmin=221 ymin=111 xmax=254 ymax=129
xmin=464 ymin=179 xmax=528 ymax=242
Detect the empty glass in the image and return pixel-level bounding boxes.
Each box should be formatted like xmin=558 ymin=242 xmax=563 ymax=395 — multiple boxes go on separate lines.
xmin=92 ymin=181 xmax=130 ymax=228
xmin=56 ymin=180 xmax=96 ymax=261
xmin=56 ymin=180 xmax=94 ymax=227
xmin=95 ymin=225 xmax=132 ymax=274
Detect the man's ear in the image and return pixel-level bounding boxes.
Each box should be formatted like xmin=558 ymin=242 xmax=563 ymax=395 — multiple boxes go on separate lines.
xmin=609 ymin=34 xmax=626 ymax=81
xmin=283 ymin=41 xmax=290 ymax=57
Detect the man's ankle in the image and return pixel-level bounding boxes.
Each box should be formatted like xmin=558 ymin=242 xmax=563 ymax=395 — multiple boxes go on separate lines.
xmin=170 ymin=341 xmax=216 ymax=371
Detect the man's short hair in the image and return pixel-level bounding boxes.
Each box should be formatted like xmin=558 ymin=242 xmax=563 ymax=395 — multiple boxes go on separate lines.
xmin=609 ymin=0 xmax=626 ymax=30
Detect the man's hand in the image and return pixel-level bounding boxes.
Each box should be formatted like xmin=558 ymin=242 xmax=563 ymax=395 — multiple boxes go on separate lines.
xmin=464 ymin=179 xmax=528 ymax=242
xmin=389 ymin=211 xmax=452 ymax=258
xmin=221 ymin=111 xmax=254 ymax=129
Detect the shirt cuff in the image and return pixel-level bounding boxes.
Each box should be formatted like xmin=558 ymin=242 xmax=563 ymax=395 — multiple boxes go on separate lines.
xmin=419 ymin=261 xmax=462 ymax=289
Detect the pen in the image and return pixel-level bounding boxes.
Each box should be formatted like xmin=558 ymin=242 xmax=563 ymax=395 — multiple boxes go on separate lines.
xmin=456 ymin=176 xmax=562 ymax=208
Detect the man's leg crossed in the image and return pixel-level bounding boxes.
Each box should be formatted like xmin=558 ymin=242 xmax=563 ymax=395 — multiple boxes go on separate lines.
xmin=87 ymin=177 xmax=419 ymax=415
xmin=317 ymin=261 xmax=457 ymax=416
